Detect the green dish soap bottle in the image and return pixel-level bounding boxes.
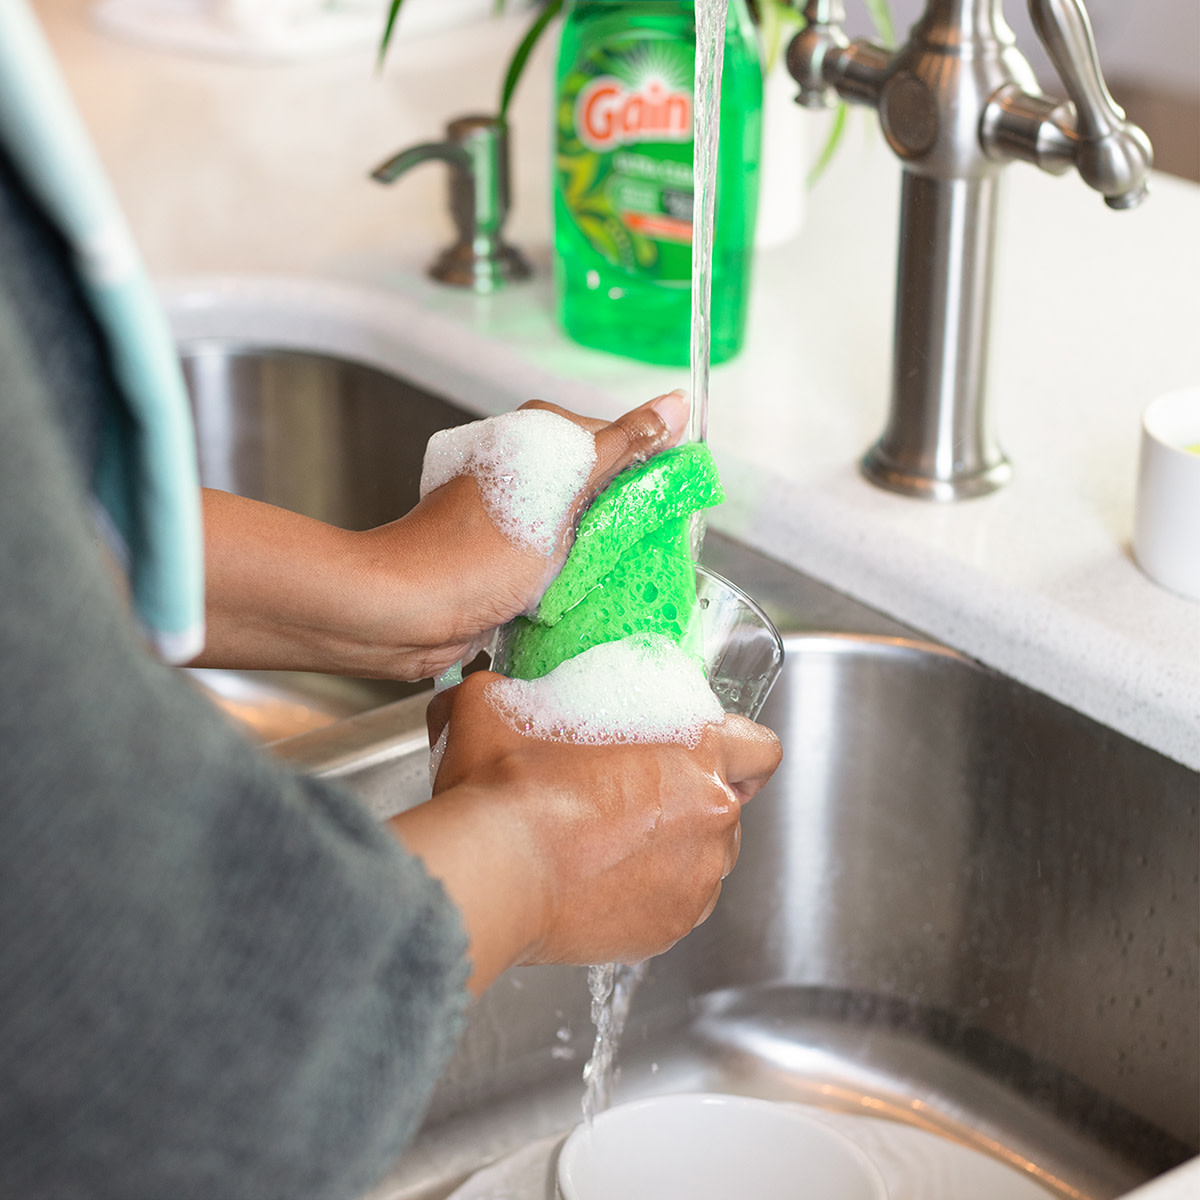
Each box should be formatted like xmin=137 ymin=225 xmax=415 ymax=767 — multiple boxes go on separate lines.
xmin=553 ymin=0 xmax=762 ymax=367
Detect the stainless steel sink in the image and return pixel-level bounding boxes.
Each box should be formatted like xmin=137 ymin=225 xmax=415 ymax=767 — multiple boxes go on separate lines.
xmin=179 ymin=344 xmax=1199 ymax=1200
xmin=180 ymin=343 xmax=478 ymax=737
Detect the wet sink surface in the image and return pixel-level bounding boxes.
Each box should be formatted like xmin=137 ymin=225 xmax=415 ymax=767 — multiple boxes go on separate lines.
xmin=179 ymin=343 xmax=1199 ymax=1200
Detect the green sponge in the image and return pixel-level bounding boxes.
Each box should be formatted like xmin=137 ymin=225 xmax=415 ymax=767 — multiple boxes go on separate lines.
xmin=501 ymin=443 xmax=724 ymax=681
xmin=503 ymin=519 xmax=700 ymax=679
xmin=535 ymin=442 xmax=724 ymax=627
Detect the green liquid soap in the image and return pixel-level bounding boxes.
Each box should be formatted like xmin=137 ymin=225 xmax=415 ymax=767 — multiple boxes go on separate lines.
xmin=552 ymin=0 xmax=762 ymax=367
xmin=502 ymin=443 xmax=724 ymax=680
xmin=1186 ymin=442 xmax=1200 ymax=456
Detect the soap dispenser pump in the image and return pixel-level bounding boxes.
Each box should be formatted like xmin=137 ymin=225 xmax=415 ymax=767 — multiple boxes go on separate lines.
xmin=371 ymin=114 xmax=532 ymax=294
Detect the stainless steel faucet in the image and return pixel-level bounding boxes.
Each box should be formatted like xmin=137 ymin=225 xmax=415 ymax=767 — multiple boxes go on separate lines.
xmin=788 ymin=0 xmax=1153 ymax=500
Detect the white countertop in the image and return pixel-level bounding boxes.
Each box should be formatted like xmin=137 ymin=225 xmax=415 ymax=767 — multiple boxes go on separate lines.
xmin=37 ymin=0 xmax=1200 ymax=771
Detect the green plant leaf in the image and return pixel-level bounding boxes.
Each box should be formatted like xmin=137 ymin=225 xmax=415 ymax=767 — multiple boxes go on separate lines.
xmin=807 ymin=100 xmax=847 ymax=188
xmin=863 ymin=0 xmax=896 ymax=48
xmin=377 ymin=0 xmax=404 ymax=70
xmin=378 ymin=0 xmax=529 ymax=71
xmin=758 ymin=0 xmax=805 ymax=74
xmin=500 ymin=0 xmax=565 ymax=119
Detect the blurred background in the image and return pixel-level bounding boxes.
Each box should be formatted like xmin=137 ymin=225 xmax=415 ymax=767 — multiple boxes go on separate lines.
xmin=89 ymin=0 xmax=1199 ymax=181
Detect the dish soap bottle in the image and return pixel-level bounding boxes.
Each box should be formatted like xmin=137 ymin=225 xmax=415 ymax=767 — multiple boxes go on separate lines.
xmin=553 ymin=0 xmax=762 ymax=367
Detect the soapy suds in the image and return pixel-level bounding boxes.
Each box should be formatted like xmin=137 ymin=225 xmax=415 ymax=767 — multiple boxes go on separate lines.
xmin=486 ymin=633 xmax=724 ymax=748
xmin=502 ymin=444 xmax=724 ymax=681
xmin=420 ymin=409 xmax=596 ymax=555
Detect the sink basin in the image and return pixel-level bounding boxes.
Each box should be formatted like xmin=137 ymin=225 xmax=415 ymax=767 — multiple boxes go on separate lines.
xmin=326 ymin=619 xmax=1196 ymax=1200
xmin=180 ymin=342 xmax=478 ymax=737
xmin=179 ymin=342 xmax=1198 ymax=1200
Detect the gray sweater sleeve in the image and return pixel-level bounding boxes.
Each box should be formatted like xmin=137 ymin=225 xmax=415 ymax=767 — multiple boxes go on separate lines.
xmin=0 ymin=160 xmax=470 ymax=1199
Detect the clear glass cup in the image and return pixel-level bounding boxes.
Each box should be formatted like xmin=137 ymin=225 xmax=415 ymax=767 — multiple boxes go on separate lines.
xmin=692 ymin=564 xmax=784 ymax=720
xmin=491 ymin=564 xmax=784 ymax=722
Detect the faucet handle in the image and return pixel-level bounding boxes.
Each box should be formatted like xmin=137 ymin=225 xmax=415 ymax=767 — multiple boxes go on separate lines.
xmin=1028 ymin=0 xmax=1153 ymax=208
xmin=371 ymin=115 xmax=531 ymax=293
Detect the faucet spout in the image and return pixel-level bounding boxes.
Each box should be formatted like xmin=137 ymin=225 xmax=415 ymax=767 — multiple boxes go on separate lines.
xmin=371 ymin=141 xmax=470 ymax=184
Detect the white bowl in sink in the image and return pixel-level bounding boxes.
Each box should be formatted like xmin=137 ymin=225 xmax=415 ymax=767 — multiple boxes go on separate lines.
xmin=556 ymin=1092 xmax=887 ymax=1200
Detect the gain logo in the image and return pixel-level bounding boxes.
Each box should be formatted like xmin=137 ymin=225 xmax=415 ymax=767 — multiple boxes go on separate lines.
xmin=575 ymin=75 xmax=692 ymax=152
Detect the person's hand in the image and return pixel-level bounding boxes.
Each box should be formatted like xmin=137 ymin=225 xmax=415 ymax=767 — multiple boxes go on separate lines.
xmin=388 ymin=671 xmax=782 ymax=994
xmin=359 ymin=390 xmax=690 ymax=675
xmin=190 ymin=391 xmax=689 ymax=681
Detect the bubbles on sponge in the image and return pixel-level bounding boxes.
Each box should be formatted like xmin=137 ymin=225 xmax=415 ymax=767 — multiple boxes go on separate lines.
xmin=420 ymin=409 xmax=596 ymax=555
xmin=486 ymin=633 xmax=724 ymax=749
xmin=500 ymin=518 xmax=699 ymax=679
xmin=535 ymin=443 xmax=724 ymax=626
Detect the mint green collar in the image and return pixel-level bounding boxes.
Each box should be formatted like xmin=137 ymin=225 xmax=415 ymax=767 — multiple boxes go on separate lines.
xmin=0 ymin=1 xmax=204 ymax=663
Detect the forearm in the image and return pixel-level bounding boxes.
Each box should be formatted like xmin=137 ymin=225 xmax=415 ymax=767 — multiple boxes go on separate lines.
xmin=388 ymin=786 xmax=548 ymax=996
xmin=190 ymin=489 xmax=433 ymax=678
xmin=189 ymin=395 xmax=690 ymax=682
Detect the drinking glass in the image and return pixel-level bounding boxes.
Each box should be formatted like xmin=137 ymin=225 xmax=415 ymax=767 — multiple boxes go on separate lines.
xmin=491 ymin=563 xmax=784 ymax=722
xmin=692 ymin=563 xmax=784 ymax=720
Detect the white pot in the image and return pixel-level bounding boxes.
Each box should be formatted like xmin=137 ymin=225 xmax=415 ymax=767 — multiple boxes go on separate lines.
xmin=92 ymin=0 xmax=526 ymax=60
xmin=334 ymin=0 xmax=533 ymax=39
xmin=755 ymin=64 xmax=810 ymax=248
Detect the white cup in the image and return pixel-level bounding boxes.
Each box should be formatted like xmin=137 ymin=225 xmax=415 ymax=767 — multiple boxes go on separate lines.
xmin=556 ymin=1092 xmax=887 ymax=1200
xmin=1133 ymin=387 xmax=1200 ymax=601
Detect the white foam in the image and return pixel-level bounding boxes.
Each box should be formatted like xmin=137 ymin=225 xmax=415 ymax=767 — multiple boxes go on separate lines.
xmin=485 ymin=634 xmax=725 ymax=748
xmin=420 ymin=410 xmax=597 ymax=555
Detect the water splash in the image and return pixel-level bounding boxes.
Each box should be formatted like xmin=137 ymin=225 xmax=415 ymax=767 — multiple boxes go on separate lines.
xmin=581 ymin=960 xmax=647 ymax=1125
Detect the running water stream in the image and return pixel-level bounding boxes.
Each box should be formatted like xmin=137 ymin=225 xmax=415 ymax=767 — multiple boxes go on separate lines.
xmin=578 ymin=0 xmax=730 ymax=1127
xmin=580 ymin=961 xmax=648 ymax=1124
xmin=687 ymin=0 xmax=729 ymax=446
